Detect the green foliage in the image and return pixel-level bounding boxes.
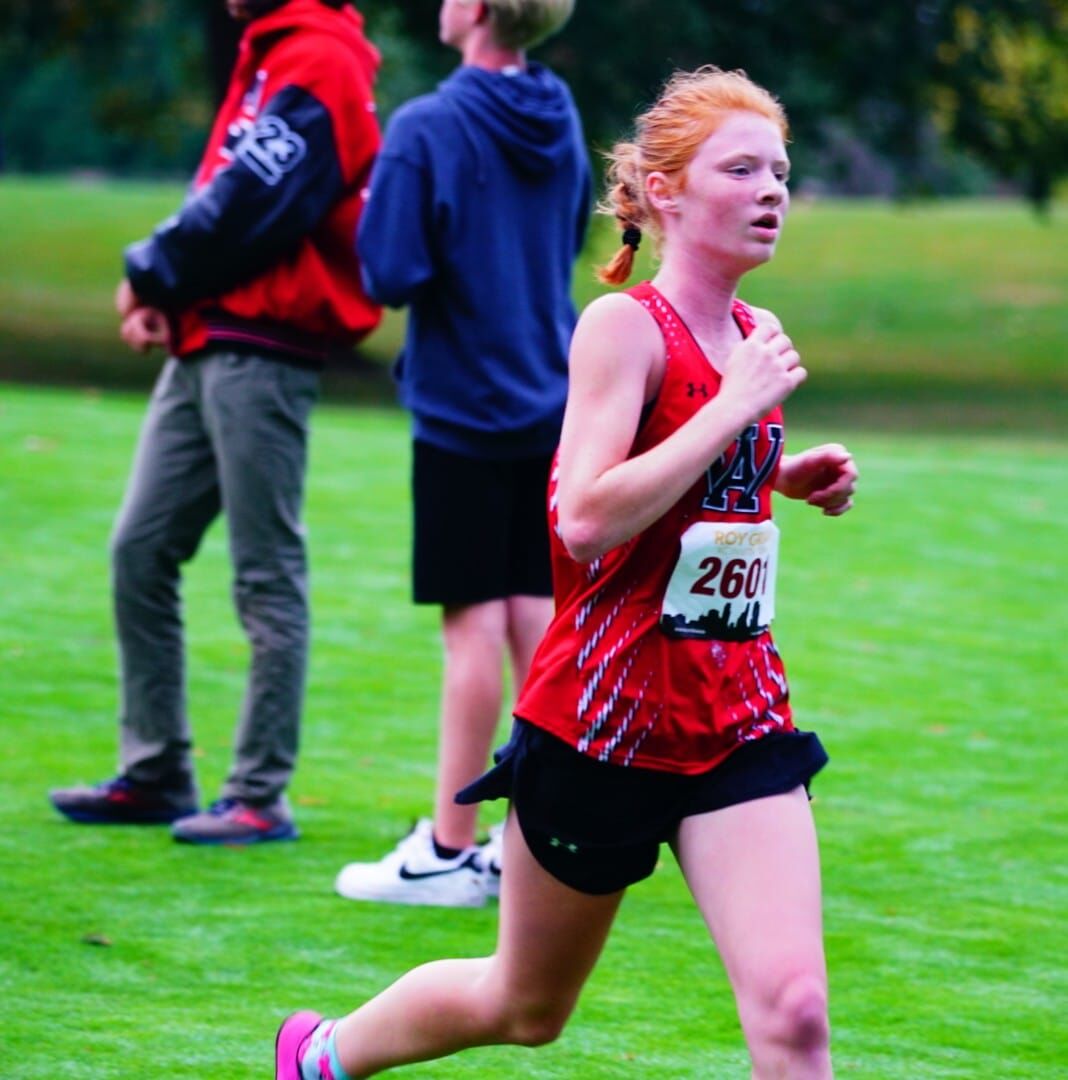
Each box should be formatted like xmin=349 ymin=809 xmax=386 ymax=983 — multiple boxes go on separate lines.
xmin=383 ymin=0 xmax=991 ymax=195
xmin=1 ymin=384 xmax=1066 ymax=1078
xmin=0 ymin=0 xmax=213 ymax=174
xmin=360 ymin=5 xmax=444 ymax=121
xmin=933 ymin=2 xmax=1068 ymax=210
xmin=4 ymin=56 xmax=110 ymax=172
xmin=0 ymin=0 xmax=1057 ymax=193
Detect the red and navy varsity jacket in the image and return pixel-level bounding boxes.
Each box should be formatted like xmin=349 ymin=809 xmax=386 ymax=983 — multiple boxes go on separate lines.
xmin=125 ymin=0 xmax=382 ymax=365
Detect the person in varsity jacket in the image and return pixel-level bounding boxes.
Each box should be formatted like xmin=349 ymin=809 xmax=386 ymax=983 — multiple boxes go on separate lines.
xmin=273 ymin=68 xmax=857 ymax=1080
xmin=334 ymin=0 xmax=590 ymax=907
xmin=49 ymin=0 xmax=381 ymax=845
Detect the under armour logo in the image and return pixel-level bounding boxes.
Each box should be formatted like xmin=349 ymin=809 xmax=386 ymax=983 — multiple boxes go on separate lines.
xmin=687 ymin=382 xmax=709 ymax=399
xmin=236 ymin=115 xmax=306 ymax=186
xmin=549 ymin=837 xmax=579 ymax=854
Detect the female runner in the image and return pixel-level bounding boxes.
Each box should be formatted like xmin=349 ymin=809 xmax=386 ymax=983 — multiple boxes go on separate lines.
xmin=276 ymin=65 xmax=857 ymax=1080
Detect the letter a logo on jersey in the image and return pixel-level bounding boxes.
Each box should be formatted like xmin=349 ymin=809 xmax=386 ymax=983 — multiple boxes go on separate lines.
xmin=702 ymin=424 xmax=784 ymax=514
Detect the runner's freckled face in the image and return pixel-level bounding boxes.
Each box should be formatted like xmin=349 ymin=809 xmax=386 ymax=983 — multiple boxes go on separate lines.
xmin=654 ymin=112 xmax=791 ymax=273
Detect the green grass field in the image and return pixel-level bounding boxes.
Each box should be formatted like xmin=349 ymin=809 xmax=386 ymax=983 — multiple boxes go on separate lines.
xmin=1 ymin=381 xmax=1065 ymax=1078
xmin=1 ymin=177 xmax=1066 ymax=431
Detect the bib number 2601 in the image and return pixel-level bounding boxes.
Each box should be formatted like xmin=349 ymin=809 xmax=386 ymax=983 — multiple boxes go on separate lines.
xmin=659 ymin=521 xmax=779 ymax=642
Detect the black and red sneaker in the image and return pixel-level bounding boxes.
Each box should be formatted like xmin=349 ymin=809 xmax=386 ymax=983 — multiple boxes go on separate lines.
xmin=171 ymin=797 xmax=298 ymax=845
xmin=49 ymin=775 xmax=198 ymax=825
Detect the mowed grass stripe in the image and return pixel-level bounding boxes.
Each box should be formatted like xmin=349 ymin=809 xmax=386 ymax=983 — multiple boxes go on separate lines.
xmin=1 ymin=177 xmax=1066 ymax=407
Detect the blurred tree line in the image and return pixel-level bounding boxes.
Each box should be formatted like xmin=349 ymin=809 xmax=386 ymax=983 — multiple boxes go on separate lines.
xmin=0 ymin=0 xmax=1064 ymax=209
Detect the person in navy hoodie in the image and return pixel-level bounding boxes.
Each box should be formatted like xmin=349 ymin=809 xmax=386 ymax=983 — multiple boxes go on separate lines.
xmin=336 ymin=0 xmax=590 ymax=906
xmin=49 ymin=0 xmax=382 ymax=845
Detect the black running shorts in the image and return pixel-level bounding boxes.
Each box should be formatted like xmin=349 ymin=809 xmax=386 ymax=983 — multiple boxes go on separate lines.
xmin=457 ymin=719 xmax=828 ymax=895
xmin=412 ymin=440 xmax=554 ymax=605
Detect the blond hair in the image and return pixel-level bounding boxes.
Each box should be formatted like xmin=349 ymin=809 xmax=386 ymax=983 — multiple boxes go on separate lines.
xmin=485 ymin=0 xmax=575 ymax=50
xmin=597 ymin=66 xmax=789 ymax=286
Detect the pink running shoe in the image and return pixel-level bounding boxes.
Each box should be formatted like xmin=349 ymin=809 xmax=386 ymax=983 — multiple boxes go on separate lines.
xmin=275 ymin=1010 xmax=322 ymax=1080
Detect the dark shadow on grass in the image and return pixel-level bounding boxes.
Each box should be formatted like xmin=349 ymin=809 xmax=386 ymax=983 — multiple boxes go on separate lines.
xmin=2 ymin=336 xmax=1064 ymax=437
xmin=0 ymin=333 xmax=402 ymax=408
xmin=786 ymin=372 xmax=1066 ymax=437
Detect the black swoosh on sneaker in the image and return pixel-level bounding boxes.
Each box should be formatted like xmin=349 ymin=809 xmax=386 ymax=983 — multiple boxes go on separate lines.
xmin=397 ymin=855 xmax=479 ymax=881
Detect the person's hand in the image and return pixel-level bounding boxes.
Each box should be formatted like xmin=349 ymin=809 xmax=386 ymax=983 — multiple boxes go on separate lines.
xmin=776 ymin=443 xmax=857 ymax=516
xmin=115 ymin=278 xmax=139 ymax=319
xmin=718 ymin=323 xmax=807 ymax=426
xmin=120 ymin=307 xmax=170 ymax=354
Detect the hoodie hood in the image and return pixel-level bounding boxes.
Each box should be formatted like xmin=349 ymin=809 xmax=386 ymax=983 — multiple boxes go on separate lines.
xmin=244 ymin=0 xmax=380 ymax=73
xmin=438 ymin=63 xmax=578 ymax=177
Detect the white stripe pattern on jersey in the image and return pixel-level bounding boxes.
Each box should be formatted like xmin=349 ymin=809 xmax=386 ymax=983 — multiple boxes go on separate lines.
xmin=596 ymin=673 xmax=654 ymax=761
xmin=622 ymin=709 xmax=660 ymax=766
xmin=576 ymin=616 xmax=641 ymax=721
xmin=574 ymin=585 xmax=608 ymax=632
xmin=750 ymin=653 xmax=777 ymax=709
xmin=575 ymin=592 xmax=631 ymax=671
xmin=729 ymin=640 xmax=789 ymax=738
xmin=577 ymin=651 xmax=639 ymax=752
xmin=762 ymin=640 xmax=788 ymax=696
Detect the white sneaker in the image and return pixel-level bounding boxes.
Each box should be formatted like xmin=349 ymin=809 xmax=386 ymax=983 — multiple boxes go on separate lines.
xmin=480 ymin=823 xmax=503 ymax=900
xmin=334 ymin=819 xmax=486 ymax=908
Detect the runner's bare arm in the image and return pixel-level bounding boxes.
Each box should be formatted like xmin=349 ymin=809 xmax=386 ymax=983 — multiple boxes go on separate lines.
xmin=558 ymin=295 xmax=805 ymax=562
xmin=775 ymin=443 xmax=857 ymax=516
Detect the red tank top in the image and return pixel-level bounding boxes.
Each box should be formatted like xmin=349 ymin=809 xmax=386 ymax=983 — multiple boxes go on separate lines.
xmin=514 ymin=282 xmax=793 ymax=774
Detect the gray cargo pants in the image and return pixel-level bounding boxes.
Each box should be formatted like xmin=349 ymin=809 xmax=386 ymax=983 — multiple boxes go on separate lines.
xmin=111 ymin=350 xmax=319 ymax=804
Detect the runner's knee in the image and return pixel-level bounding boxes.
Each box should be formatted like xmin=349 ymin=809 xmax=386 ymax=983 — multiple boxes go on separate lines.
xmin=492 ymin=994 xmax=573 ymax=1048
xmin=768 ymin=973 xmax=829 ymax=1053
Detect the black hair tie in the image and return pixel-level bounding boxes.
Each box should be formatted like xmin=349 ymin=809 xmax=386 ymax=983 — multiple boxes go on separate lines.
xmin=622 ymin=226 xmax=642 ymax=251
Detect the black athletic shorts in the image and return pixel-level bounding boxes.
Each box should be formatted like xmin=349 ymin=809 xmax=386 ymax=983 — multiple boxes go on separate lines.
xmin=456 ymin=719 xmax=828 ymax=895
xmin=412 ymin=440 xmax=554 ymax=605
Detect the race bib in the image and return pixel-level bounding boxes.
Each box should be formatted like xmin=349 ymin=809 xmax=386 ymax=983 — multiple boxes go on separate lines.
xmin=660 ymin=521 xmax=779 ymax=641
